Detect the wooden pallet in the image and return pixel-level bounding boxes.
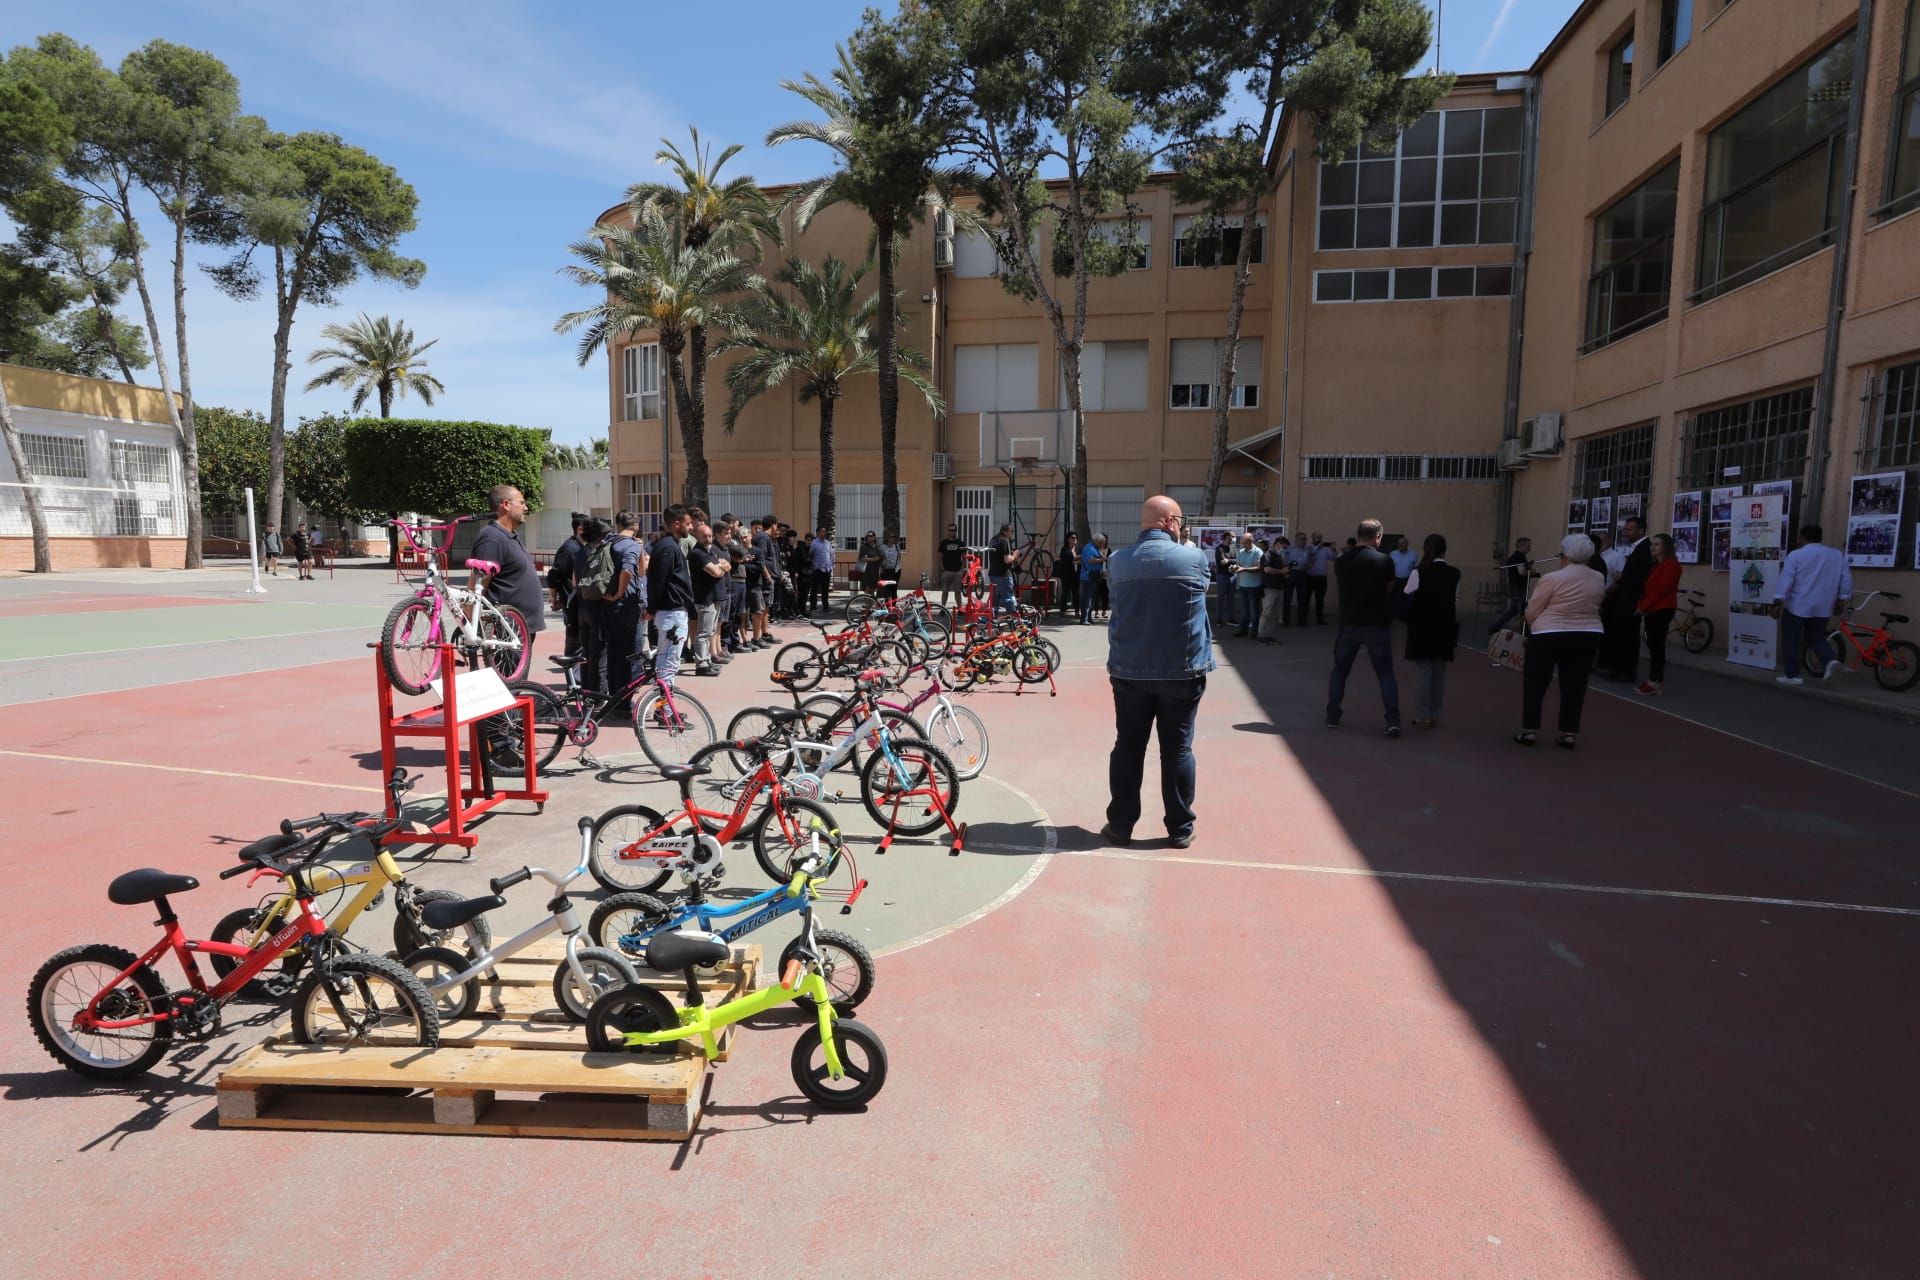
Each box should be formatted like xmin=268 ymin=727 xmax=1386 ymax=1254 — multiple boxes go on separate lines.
xmin=215 ymin=941 xmax=763 ymax=1141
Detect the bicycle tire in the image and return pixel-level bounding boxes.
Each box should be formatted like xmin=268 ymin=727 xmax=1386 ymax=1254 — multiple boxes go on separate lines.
xmin=1681 ymin=614 xmax=1714 ymax=654
xmin=289 ymin=952 xmax=441 ymax=1048
xmin=791 ymin=1018 xmax=888 ymax=1110
xmin=923 ymin=701 xmax=990 ymax=780
xmin=395 ymin=888 xmax=495 ymax=957
xmin=632 ymin=684 xmax=717 ymax=770
xmin=1020 ymin=549 xmax=1055 ymax=587
xmin=482 ymin=681 xmax=568 ymax=774
xmin=845 ymin=593 xmax=878 ymax=625
xmin=773 ymin=642 xmax=825 ymax=692
xmin=588 ymin=892 xmax=673 ymax=955
xmin=553 ymin=947 xmax=640 ymax=1023
xmin=585 ymin=982 xmax=680 ymax=1055
xmin=477 ymin=605 xmax=531 ymax=684
xmin=587 ymin=803 xmax=677 ymax=894
xmin=859 ymin=736 xmax=960 ymax=836
xmin=402 ymin=945 xmax=480 ymax=1022
xmin=28 ymin=943 xmax=172 ymax=1079
xmin=210 ymin=905 xmax=291 ymax=1000
xmin=780 ymin=928 xmax=875 ymax=1014
xmin=752 ymin=796 xmax=841 ymax=884
xmin=379 ymin=597 xmax=441 ymax=695
xmin=1013 ymin=644 xmax=1053 ymax=684
xmin=1873 ymin=639 xmax=1920 ymax=692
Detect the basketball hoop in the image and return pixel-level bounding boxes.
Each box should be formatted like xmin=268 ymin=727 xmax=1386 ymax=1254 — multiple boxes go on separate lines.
xmin=1012 ymin=455 xmax=1040 ymax=473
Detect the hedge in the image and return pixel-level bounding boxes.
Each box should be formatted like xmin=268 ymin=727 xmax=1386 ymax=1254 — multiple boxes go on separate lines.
xmin=344 ymin=419 xmax=546 ymax=516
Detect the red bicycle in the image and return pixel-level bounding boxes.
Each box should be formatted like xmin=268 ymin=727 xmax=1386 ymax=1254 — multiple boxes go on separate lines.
xmin=27 ymin=812 xmax=442 ymax=1080
xmin=1802 ymin=590 xmax=1918 ymax=692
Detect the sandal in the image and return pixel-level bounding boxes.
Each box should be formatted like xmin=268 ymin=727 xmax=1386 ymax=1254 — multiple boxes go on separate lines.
xmin=1555 ymin=734 xmax=1577 ymax=749
xmin=1513 ymin=731 xmax=1537 ymax=747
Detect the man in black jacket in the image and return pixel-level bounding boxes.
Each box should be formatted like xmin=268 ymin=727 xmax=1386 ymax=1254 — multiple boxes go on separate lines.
xmin=1605 ymin=516 xmax=1653 ymax=681
xmin=547 ymin=511 xmax=588 ymax=657
xmin=1325 ymin=518 xmax=1401 ymax=736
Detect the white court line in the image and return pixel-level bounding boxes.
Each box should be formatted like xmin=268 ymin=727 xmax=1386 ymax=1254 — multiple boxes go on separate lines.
xmin=999 ymin=845 xmax=1920 ymax=918
xmin=872 ymin=776 xmax=1057 ymax=959
xmin=0 ymin=748 xmax=387 ymax=794
xmin=0 ymin=620 xmax=376 ymax=665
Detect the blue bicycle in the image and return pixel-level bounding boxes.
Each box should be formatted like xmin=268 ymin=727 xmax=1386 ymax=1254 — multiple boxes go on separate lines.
xmin=587 ymin=822 xmax=876 ymax=1014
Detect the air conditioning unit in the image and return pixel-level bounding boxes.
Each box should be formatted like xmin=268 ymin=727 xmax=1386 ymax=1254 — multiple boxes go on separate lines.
xmin=933 ymin=210 xmax=955 ymax=270
xmin=1497 ymin=439 xmax=1530 ymax=471
xmin=1523 ymin=412 xmax=1564 ymax=458
xmin=932 ymin=452 xmax=952 ymax=481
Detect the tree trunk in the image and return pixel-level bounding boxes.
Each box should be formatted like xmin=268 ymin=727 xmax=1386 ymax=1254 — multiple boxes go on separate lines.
xmin=1059 ymin=342 xmax=1092 ymax=542
xmin=267 ymin=246 xmax=292 ymax=537
xmin=1202 ymin=199 xmax=1263 ymax=519
xmin=875 ymin=224 xmax=901 ymax=540
xmin=681 ymin=324 xmax=710 ymax=511
xmin=378 ymin=379 xmax=393 ymax=418
xmin=115 ymin=175 xmax=194 ymax=568
xmin=89 ymin=289 xmax=135 ymax=385
xmin=169 ymin=186 xmax=204 ymax=569
xmin=0 ymin=376 xmax=54 ymax=572
xmin=817 ymin=389 xmax=838 ymax=538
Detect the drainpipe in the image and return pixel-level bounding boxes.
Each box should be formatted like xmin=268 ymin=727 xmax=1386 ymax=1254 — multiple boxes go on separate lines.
xmin=1495 ymin=72 xmax=1541 ymax=557
xmin=1807 ymin=0 xmax=1874 ymax=526
xmin=661 ymin=356 xmax=673 ymax=514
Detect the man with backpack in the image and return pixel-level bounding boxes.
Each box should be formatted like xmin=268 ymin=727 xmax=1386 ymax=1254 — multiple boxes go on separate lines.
xmin=547 ymin=511 xmax=588 ymax=658
xmin=573 ymin=519 xmax=612 ymax=692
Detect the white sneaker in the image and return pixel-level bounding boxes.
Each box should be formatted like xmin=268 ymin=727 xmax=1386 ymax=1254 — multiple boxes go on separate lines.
xmin=1823 ymin=660 xmax=1841 ymax=680
xmin=1776 ymin=675 xmax=1804 ymax=686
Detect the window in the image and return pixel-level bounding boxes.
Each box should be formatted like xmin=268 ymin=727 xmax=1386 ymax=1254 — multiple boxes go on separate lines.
xmin=109 ymin=440 xmax=172 ymax=485
xmin=810 ymin=484 xmax=907 ymax=550
xmin=1885 ymin=0 xmax=1920 ymax=216
xmin=1658 ymin=0 xmax=1693 ymax=66
xmin=1304 ymin=453 xmax=1497 ymax=480
xmin=626 ymin=474 xmax=662 ymax=533
xmin=1092 ymin=218 xmax=1150 ymax=269
xmin=622 ymin=343 xmax=660 ymax=421
xmin=1086 ymin=485 xmax=1146 ymax=536
xmin=1169 ymin=338 xmax=1262 ymax=410
xmin=1314 ymin=263 xmax=1513 ymax=302
xmin=953 ymin=343 xmax=1039 ymax=413
xmin=1059 ymin=341 xmax=1148 ymax=411
xmin=1173 ymin=214 xmax=1265 ymax=267
xmin=1606 ymin=30 xmax=1635 ymax=115
xmin=1584 ymin=161 xmax=1679 ymax=351
xmin=1571 ymin=424 xmax=1656 ymax=514
xmin=953 ymin=227 xmax=1002 ymax=278
xmin=1316 ymin=107 xmax=1522 ymax=251
xmin=1680 ymin=386 xmax=1815 ymax=487
xmin=22 ymin=433 xmax=87 ymax=479
xmin=1696 ymin=31 xmax=1855 ymax=301
xmin=706 ymin=484 xmax=773 ymax=524
xmin=1864 ymin=359 xmax=1920 ymax=468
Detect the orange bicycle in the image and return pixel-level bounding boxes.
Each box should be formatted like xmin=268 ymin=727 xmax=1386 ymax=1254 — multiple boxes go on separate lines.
xmin=1802 ymin=590 xmax=1917 ymax=692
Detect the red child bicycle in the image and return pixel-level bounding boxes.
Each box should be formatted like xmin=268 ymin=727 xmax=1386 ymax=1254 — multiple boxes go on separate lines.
xmin=1802 ymin=590 xmax=1917 ymax=692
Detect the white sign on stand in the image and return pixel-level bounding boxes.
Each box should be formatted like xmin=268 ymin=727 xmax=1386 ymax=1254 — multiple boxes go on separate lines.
xmin=430 ymin=667 xmax=517 ymax=720
xmin=1725 ymin=494 xmax=1784 ymax=669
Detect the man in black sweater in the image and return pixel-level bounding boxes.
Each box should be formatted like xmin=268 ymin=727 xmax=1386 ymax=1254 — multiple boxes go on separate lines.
xmin=470 ymin=485 xmax=545 ymax=640
xmin=1604 ymin=516 xmax=1653 ymax=681
xmin=646 ymin=504 xmax=696 ymax=688
xmin=1325 ymin=518 xmax=1401 ymax=736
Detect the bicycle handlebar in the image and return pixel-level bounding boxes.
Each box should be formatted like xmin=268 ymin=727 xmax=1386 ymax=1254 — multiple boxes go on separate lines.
xmin=491 ymin=867 xmax=533 ymax=894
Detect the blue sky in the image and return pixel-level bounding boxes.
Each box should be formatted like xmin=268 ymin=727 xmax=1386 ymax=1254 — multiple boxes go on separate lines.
xmin=1 ymin=0 xmax=1573 ymax=445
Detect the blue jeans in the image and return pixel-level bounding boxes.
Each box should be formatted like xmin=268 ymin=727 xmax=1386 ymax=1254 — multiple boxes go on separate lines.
xmin=1326 ymin=623 xmax=1400 ymax=726
xmin=1107 ymin=675 xmax=1205 ymax=839
xmin=1780 ymin=611 xmax=1835 ymax=677
xmin=1236 ymin=585 xmax=1264 ymax=631
xmin=652 ymin=609 xmax=688 ymax=686
xmin=990 ymin=574 xmax=1015 ymax=613
xmin=1080 ymin=573 xmax=1103 ymax=623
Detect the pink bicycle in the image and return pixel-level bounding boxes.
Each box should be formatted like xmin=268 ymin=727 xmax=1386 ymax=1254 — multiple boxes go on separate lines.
xmin=379 ymin=517 xmax=532 ymax=694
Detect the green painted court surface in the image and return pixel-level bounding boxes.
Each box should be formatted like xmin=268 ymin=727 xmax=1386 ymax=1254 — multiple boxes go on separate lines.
xmin=0 ymin=601 xmax=391 ymax=661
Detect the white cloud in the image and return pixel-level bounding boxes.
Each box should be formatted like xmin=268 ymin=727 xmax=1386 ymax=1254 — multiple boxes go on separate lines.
xmin=1473 ymin=0 xmax=1524 ymax=69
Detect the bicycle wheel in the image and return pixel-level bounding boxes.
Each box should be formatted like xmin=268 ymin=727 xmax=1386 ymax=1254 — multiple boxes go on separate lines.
xmin=482 ymin=681 xmax=568 ymax=775
xmin=553 ymin=947 xmax=640 ymax=1022
xmin=923 ymin=701 xmax=990 ymax=780
xmin=1873 ymin=639 xmax=1920 ymax=692
xmin=1013 ymin=644 xmax=1053 ymax=684
xmin=860 ymin=737 xmax=960 ymax=836
xmin=781 ymin=929 xmax=875 ymax=1014
xmin=588 ymin=891 xmax=673 ymax=956
xmin=772 ymin=642 xmax=825 ymax=692
xmin=402 ymin=946 xmax=480 ymax=1022
xmin=868 ymin=638 xmax=916 ymax=686
xmin=937 ymin=655 xmax=982 ymax=690
xmin=917 ymin=617 xmax=951 ymax=657
xmin=473 ymin=605 xmax=530 ymax=684
xmin=1021 ymin=549 xmax=1054 ymax=587
xmin=752 ymin=796 xmax=840 ymax=883
xmin=379 ymin=597 xmax=441 ymax=695
xmin=791 ymin=1018 xmax=888 ymax=1110
xmin=290 ymin=953 xmax=441 ymax=1048
xmin=585 ymin=982 xmax=680 ymax=1056
xmin=28 ymin=943 xmax=172 ymax=1080
xmin=845 ymin=593 xmax=878 ymax=625
xmin=1681 ymin=614 xmax=1714 ymax=654
xmin=1803 ymin=633 xmax=1839 ymax=681
xmin=394 ymin=887 xmax=495 ymax=957
xmin=211 ymin=904 xmax=295 ymax=1000
xmin=632 ymin=684 xmax=717 ymax=770
xmin=587 ymin=804 xmax=677 ymax=894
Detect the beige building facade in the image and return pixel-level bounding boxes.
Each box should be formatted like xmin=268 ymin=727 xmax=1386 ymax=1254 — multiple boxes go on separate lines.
xmin=603 ymin=0 xmax=1920 ymax=635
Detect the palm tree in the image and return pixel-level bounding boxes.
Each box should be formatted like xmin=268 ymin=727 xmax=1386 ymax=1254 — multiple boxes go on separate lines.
xmin=767 ymin=43 xmax=969 ymax=541
xmin=303 ymin=314 xmax=444 ymax=418
xmin=555 ymin=202 xmax=756 ymax=508
xmin=716 ymin=256 xmax=941 ymax=537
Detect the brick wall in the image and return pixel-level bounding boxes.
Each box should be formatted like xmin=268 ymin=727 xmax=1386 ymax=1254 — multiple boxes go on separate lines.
xmin=0 ymin=537 xmax=188 ymax=571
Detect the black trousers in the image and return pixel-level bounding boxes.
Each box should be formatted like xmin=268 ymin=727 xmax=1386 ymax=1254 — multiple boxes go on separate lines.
xmin=1107 ymin=675 xmax=1205 ymax=839
xmin=602 ymin=600 xmax=643 ymax=713
xmin=1522 ymin=631 xmax=1601 ymax=734
xmin=1296 ymin=576 xmax=1328 ymax=625
xmin=1602 ymin=595 xmax=1642 ymax=680
xmin=1642 ymin=608 xmax=1673 ymax=683
xmin=561 ymin=595 xmax=582 ymax=657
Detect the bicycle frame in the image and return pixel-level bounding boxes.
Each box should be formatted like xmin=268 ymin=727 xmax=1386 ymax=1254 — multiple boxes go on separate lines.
xmin=226 ymin=843 xmax=407 ymax=948
xmin=611 ymin=761 xmax=809 ymax=872
xmin=611 ymin=880 xmax=815 ymax=955
xmin=420 ymin=856 xmax=599 ymax=994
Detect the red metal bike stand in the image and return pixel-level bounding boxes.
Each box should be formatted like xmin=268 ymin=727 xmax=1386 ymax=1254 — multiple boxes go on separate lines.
xmin=373 ymin=646 xmax=548 ymax=853
xmin=874 ymin=779 xmax=968 ymax=856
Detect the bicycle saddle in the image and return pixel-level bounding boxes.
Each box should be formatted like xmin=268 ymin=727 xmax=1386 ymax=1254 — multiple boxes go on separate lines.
xmin=657 ymin=761 xmax=713 ymax=784
xmin=645 ymin=929 xmax=730 ymax=973
xmin=467 ymin=557 xmax=501 ymax=575
xmin=419 ymin=893 xmax=505 ymax=931
xmin=108 ymin=869 xmax=200 ymax=905
xmin=1883 ymin=613 xmax=1908 ymax=625
xmin=551 ymin=654 xmax=588 ymax=669
xmin=765 ymin=706 xmax=808 ymax=725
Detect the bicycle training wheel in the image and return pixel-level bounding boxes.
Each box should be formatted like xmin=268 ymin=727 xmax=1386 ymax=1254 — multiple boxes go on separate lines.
xmin=923 ymin=700 xmax=990 ymax=780
xmin=1874 ymin=639 xmax=1920 ymax=692
xmin=859 ymin=737 xmax=960 ymax=836
xmin=632 ymin=684 xmax=717 ymax=770
xmin=290 ymin=953 xmax=441 ymax=1049
xmin=586 ymin=804 xmax=676 ymax=894
xmin=379 ymin=598 xmax=442 ymax=695
xmin=1681 ymin=615 xmax=1714 ymax=654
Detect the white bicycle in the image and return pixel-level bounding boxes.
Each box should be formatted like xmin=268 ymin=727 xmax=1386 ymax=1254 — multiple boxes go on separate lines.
xmin=379 ymin=516 xmax=532 ymax=694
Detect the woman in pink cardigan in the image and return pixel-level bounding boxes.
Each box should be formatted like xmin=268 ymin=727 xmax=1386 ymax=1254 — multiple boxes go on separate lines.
xmin=1518 ymin=533 xmax=1607 ymax=748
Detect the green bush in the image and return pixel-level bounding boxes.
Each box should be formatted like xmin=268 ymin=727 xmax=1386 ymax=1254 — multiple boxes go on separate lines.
xmin=344 ymin=419 xmax=545 ymax=516
xmin=195 ymin=406 xmax=271 ymax=515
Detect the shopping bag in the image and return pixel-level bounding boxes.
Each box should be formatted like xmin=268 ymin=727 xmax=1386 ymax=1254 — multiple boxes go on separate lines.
xmin=1488 ymin=627 xmax=1526 ymax=672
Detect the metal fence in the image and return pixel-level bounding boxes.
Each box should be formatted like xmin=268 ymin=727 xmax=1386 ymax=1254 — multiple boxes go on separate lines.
xmin=0 ymin=481 xmax=182 ymax=538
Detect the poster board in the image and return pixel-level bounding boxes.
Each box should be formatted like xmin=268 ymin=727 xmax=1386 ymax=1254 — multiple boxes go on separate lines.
xmin=1725 ymin=493 xmax=1784 ymax=669
xmin=1670 ymin=491 xmax=1702 ymax=563
xmin=1845 ymin=472 xmax=1904 ymax=567
xmin=1710 ymin=525 xmax=1731 ymax=573
xmin=1589 ymin=496 xmax=1613 ymax=534
xmin=1710 ymin=486 xmax=1742 ymax=523
xmin=1566 ymin=499 xmax=1587 ymax=532
xmin=1616 ymin=494 xmax=1642 ymax=536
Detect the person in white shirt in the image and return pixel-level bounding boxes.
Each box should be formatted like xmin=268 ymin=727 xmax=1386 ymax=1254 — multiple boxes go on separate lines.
xmin=1297 ymin=533 xmax=1335 ymax=625
xmin=1389 ymin=535 xmax=1420 ymax=582
xmin=1773 ymin=523 xmax=1852 ymax=684
xmin=1598 ymin=530 xmax=1627 ymax=580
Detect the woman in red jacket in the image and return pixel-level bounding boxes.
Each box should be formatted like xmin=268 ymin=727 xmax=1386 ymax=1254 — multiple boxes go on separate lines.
xmin=1636 ymin=533 xmax=1683 ymax=695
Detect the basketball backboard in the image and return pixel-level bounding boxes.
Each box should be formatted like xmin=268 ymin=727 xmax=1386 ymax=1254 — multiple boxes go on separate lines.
xmin=979 ymin=410 xmax=1075 ymax=472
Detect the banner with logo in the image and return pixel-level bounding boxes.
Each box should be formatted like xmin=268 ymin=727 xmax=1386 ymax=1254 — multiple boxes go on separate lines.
xmin=1726 ymin=493 xmax=1784 ymax=669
